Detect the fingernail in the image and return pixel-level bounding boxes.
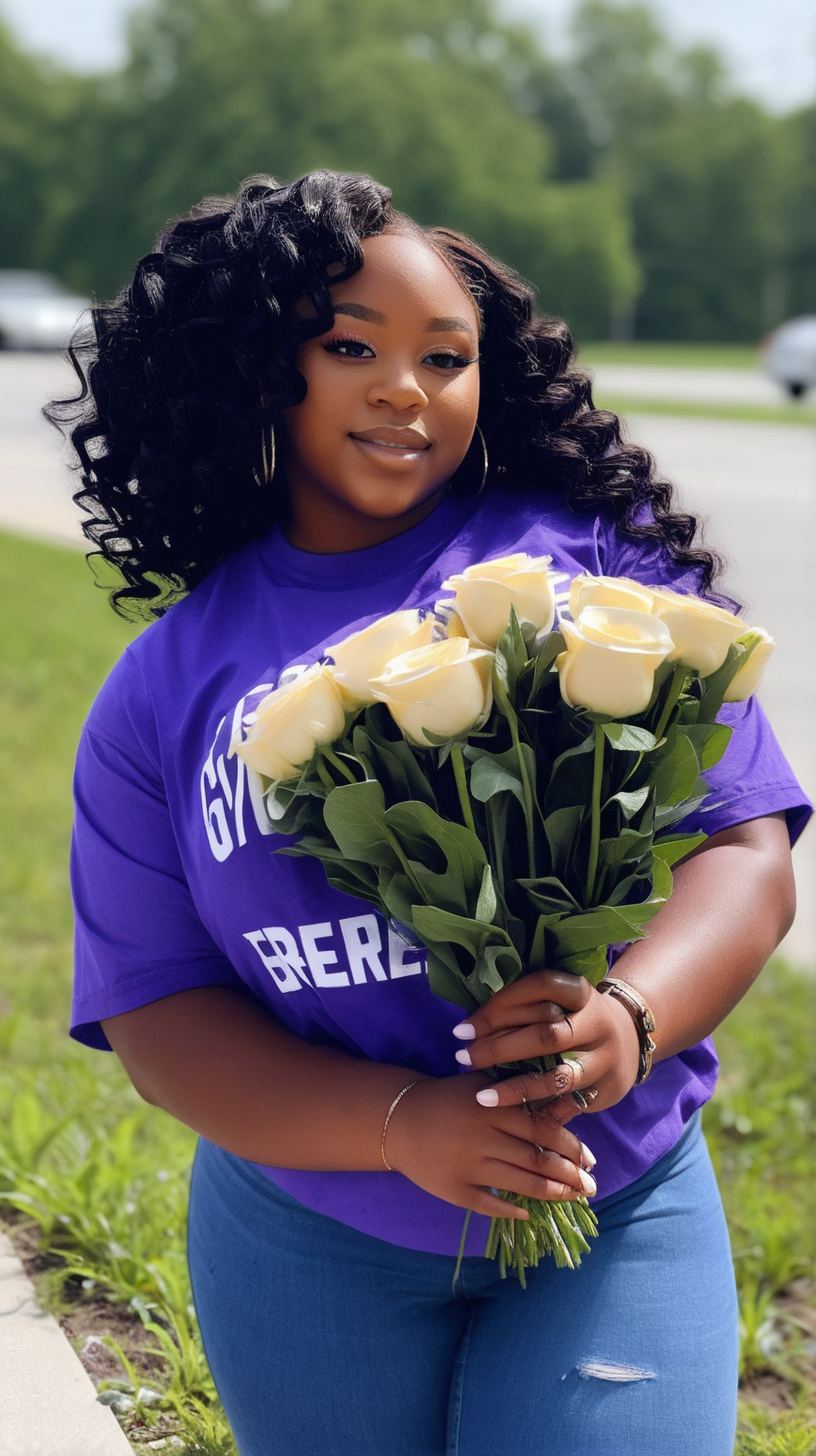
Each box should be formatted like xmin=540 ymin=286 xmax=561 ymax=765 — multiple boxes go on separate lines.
xmin=452 ymin=1022 xmax=476 ymax=1041
xmin=579 ymin=1169 xmax=597 ymax=1197
xmin=455 ymin=1048 xmax=472 ymax=1067
xmin=581 ymin=1143 xmax=597 ymax=1169
xmin=476 ymin=1088 xmax=499 ymax=1106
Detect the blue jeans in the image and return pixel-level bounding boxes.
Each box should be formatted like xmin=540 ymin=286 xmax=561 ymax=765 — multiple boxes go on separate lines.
xmin=187 ymin=1112 xmax=738 ymax=1456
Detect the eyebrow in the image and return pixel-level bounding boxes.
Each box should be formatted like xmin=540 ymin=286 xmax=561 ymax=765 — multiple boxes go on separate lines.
xmin=333 ymin=302 xmax=476 ymax=343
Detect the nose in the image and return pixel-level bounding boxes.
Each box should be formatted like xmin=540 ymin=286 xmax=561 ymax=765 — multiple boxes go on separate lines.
xmin=367 ymin=360 xmax=428 ymax=412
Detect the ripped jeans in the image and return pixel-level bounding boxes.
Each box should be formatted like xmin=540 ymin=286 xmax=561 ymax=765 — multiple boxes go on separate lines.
xmin=188 ymin=1111 xmax=738 ymax=1456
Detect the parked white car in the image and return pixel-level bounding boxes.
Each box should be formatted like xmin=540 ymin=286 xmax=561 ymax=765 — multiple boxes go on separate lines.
xmin=0 ymin=270 xmax=90 ymax=350
xmin=762 ymin=315 xmax=816 ymax=398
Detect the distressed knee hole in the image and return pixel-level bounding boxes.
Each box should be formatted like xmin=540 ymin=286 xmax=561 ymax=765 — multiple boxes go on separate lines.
xmin=569 ymin=1359 xmax=656 ymax=1383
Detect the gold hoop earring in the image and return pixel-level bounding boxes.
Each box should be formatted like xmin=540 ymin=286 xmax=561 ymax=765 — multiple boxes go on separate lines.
xmin=255 ymin=423 xmax=276 ymax=488
xmin=453 ymin=423 xmax=488 ymax=499
xmin=474 ymin=423 xmax=488 ymax=498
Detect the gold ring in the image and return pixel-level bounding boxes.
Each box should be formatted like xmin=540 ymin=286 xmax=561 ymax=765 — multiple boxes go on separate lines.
xmin=570 ymin=1057 xmax=585 ymax=1080
xmin=586 ymin=1088 xmax=599 ymax=1104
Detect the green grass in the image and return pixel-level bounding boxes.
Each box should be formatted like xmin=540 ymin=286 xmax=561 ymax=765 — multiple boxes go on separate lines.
xmin=0 ymin=529 xmax=814 ymax=1454
xmin=591 ymin=394 xmax=816 ymax=427
xmin=577 ymin=342 xmax=764 ymax=369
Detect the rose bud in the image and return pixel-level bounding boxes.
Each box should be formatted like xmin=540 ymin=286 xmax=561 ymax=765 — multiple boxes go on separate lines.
xmin=231 ymin=663 xmax=346 ymax=781
xmin=370 ymin=637 xmax=493 ymax=746
xmin=326 ymin=609 xmax=434 ymax=710
xmin=556 ymin=607 xmax=674 ymax=718
xmin=439 ymin=552 xmax=556 ymax=648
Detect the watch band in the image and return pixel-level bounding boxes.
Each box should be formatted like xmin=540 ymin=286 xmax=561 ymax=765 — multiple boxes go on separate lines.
xmin=599 ymin=976 xmax=657 ymax=1084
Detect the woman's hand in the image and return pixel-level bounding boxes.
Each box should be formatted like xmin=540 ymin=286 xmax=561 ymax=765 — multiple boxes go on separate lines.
xmin=383 ymin=1070 xmax=598 ymax=1222
xmin=448 ymin=970 xmax=641 ymax=1124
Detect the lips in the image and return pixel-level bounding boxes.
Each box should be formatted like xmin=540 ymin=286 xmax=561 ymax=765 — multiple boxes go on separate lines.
xmin=349 ymin=428 xmax=431 ymax=451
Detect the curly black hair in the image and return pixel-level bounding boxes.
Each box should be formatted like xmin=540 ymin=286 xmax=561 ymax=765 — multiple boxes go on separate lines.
xmin=46 ymin=169 xmax=726 ymax=618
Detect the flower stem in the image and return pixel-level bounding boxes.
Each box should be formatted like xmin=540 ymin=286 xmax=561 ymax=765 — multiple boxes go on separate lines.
xmin=451 ymin=744 xmax=477 ymax=836
xmin=653 ymin=662 xmax=687 ymax=745
xmin=321 ymin=745 xmax=358 ymax=784
xmin=509 ymin=715 xmax=536 ymax=878
xmin=584 ymin=724 xmax=604 ymax=906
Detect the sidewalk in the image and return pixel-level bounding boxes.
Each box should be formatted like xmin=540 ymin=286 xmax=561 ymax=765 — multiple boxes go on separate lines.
xmin=0 ymin=1229 xmax=134 ymax=1455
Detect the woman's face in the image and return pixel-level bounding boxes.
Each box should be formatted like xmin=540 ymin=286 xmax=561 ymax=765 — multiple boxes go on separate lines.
xmin=283 ymin=229 xmax=481 ymax=553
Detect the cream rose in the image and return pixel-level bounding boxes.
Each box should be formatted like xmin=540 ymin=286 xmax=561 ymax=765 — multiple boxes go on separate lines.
xmin=723 ymin=628 xmax=775 ymax=701
xmin=557 ymin=607 xmax=674 ymax=717
xmin=326 ymin=610 xmax=434 ymax=709
xmin=231 ymin=664 xmax=346 ymax=781
xmin=440 ymin=552 xmax=556 ymax=648
xmin=370 ymin=637 xmax=493 ymax=746
xmin=569 ymin=573 xmax=655 ymax=618
xmin=647 ymin=586 xmax=745 ymax=677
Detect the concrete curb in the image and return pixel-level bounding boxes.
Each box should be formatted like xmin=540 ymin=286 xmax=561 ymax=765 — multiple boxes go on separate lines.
xmin=0 ymin=1230 xmax=134 ymax=1456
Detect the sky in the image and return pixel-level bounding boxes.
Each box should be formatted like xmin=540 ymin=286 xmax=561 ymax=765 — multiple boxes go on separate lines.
xmin=0 ymin=0 xmax=814 ymax=113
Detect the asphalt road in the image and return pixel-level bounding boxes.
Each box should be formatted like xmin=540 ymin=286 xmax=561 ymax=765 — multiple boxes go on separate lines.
xmin=1 ymin=354 xmax=814 ymax=963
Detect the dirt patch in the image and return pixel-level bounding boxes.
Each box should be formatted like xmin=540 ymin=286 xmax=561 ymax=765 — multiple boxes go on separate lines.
xmin=2 ymin=1214 xmax=164 ymax=1387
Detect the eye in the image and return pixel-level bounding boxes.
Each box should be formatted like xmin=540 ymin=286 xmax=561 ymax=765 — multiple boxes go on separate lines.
xmin=424 ymin=350 xmax=479 ymax=371
xmin=322 ymin=334 xmax=374 ymax=359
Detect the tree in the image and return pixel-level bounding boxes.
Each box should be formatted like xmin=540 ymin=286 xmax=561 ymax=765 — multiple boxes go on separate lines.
xmin=27 ymin=0 xmax=638 ymax=336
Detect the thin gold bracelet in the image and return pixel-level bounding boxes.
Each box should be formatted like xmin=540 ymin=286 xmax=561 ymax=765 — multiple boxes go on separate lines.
xmin=380 ymin=1078 xmax=423 ymax=1171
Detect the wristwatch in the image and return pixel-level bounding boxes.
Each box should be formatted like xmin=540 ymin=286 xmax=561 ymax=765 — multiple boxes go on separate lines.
xmin=598 ymin=976 xmax=657 ymax=1084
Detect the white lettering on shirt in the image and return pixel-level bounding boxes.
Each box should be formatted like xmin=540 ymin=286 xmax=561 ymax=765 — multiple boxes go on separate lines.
xmin=300 ymin=922 xmax=350 ymax=988
xmin=242 ymin=918 xmax=427 ymax=992
xmin=242 ymin=927 xmax=309 ymax=992
xmin=201 ymin=689 xmax=275 ymax=861
xmin=340 ymin=915 xmax=388 ymax=983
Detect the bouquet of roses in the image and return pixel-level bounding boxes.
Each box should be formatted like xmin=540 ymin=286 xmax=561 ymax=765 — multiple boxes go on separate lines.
xmin=231 ymin=554 xmax=773 ymax=1282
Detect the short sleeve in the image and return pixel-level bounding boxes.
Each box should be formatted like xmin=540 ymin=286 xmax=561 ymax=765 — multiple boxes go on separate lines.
xmin=71 ymin=655 xmax=244 ymax=1051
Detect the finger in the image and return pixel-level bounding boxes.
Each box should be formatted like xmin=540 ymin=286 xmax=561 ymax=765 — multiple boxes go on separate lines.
xmin=468 ymin=1187 xmax=531 ymax=1221
xmin=474 ymin=1056 xmax=590 ymax=1107
xmin=453 ymin=971 xmax=592 ymax=1041
xmin=483 ymin=1156 xmax=594 ymax=1204
xmin=456 ymin=1014 xmax=580 ymax=1070
xmin=508 ymin=1104 xmax=588 ymax=1170
xmin=544 ymin=1092 xmax=603 ymax=1127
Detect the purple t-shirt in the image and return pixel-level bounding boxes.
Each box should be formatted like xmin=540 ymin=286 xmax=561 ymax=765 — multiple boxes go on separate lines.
xmin=70 ymin=491 xmax=811 ymax=1256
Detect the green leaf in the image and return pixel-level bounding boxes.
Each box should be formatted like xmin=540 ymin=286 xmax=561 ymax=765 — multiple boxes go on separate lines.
xmin=652 ymin=832 xmax=707 ymax=866
xmin=516 ymin=875 xmax=581 ymax=914
xmin=323 ymin=860 xmax=383 ymax=903
xmin=650 ymin=729 xmax=701 ymax=809
xmin=321 ymin=780 xmax=398 ymax=867
xmin=544 ymin=804 xmax=585 ymax=873
xmin=426 ymin=951 xmax=476 ymax=1011
xmin=681 ymin=722 xmax=733 ymax=772
xmin=597 ymin=827 xmax=652 ymax=866
xmin=654 ymin=787 xmax=709 ymax=831
xmin=527 ymin=629 xmax=565 ymax=705
xmin=466 ymin=943 xmax=525 ymax=1000
xmin=602 ymin=722 xmax=657 ymax=752
xmin=608 ymin=786 xmax=651 ymax=820
xmin=468 ymin=743 xmax=537 ymax=809
xmin=551 ymin=945 xmax=609 ymax=984
xmin=385 ymin=800 xmax=487 ymax=889
xmin=475 ymin=864 xmax=498 ymax=924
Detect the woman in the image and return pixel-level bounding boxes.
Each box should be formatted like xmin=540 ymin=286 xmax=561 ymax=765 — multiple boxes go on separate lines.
xmin=52 ymin=171 xmax=810 ymax=1456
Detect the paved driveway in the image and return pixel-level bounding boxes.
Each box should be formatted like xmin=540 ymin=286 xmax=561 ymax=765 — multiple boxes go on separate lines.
xmin=2 ymin=355 xmax=814 ymax=964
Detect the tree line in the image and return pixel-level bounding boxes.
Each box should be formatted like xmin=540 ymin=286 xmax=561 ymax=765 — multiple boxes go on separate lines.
xmin=1 ymin=0 xmax=813 ymax=341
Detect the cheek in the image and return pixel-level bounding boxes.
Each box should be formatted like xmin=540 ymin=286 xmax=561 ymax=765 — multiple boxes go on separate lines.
xmin=439 ymin=374 xmax=480 ymax=437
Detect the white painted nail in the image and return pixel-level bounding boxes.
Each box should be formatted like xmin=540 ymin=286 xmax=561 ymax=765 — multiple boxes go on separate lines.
xmin=452 ymin=1022 xmax=476 ymax=1041
xmin=580 ymin=1143 xmax=597 ymax=1169
xmin=476 ymin=1088 xmax=499 ymax=1106
xmin=579 ymin=1169 xmax=597 ymax=1197
xmin=455 ymin=1047 xmax=472 ymax=1067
